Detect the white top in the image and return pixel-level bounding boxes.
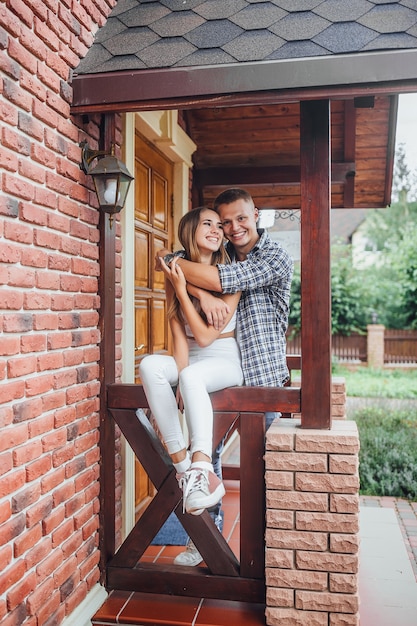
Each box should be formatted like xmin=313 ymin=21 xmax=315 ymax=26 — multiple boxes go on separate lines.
xmin=185 ymin=310 xmax=237 ymax=339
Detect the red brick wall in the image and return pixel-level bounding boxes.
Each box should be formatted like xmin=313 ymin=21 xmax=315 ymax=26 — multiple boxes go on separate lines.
xmin=0 ymin=1 xmax=118 ymax=624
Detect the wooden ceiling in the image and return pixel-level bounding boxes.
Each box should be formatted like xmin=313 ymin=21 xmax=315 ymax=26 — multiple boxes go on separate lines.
xmin=184 ymin=95 xmax=396 ymax=211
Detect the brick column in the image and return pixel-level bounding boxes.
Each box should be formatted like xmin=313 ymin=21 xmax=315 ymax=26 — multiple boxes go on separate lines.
xmin=367 ymin=324 xmax=385 ymax=369
xmin=331 ymin=377 xmax=347 ymax=420
xmin=265 ymin=419 xmax=360 ymax=626
xmin=291 ymin=377 xmax=347 ymax=421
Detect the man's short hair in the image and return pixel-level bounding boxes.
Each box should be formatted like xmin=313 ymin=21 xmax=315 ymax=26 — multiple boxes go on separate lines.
xmin=213 ymin=188 xmax=254 ymax=211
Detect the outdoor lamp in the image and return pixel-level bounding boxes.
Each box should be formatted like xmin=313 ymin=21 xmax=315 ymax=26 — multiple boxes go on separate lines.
xmin=80 ymin=141 xmax=133 ymax=227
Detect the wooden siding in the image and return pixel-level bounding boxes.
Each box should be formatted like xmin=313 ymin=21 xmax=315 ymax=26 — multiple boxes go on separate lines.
xmin=185 ymin=97 xmax=394 ymax=212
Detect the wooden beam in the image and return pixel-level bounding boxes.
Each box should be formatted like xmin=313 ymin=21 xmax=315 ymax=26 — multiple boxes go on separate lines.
xmin=300 ymin=100 xmax=332 ymax=429
xmin=107 ymin=383 xmax=301 ymax=414
xmin=106 ymin=564 xmax=265 ymax=603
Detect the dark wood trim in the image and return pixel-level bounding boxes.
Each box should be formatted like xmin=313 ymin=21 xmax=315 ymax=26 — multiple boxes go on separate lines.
xmin=300 ymin=100 xmax=332 ymax=429
xmin=385 ymin=94 xmax=399 ymax=206
xmin=71 ymin=49 xmax=417 ymax=114
xmin=98 ymin=114 xmax=117 ymax=578
xmin=343 ymin=100 xmax=356 ymax=207
xmin=71 ymin=81 xmax=417 ymax=115
xmin=194 ymin=163 xmax=355 ymax=189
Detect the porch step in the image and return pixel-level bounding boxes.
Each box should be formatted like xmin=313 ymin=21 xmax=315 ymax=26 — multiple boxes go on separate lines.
xmin=92 ymin=590 xmax=266 ymax=626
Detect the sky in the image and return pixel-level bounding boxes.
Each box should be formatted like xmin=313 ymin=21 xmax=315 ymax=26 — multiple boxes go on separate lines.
xmin=396 ymin=93 xmax=417 ymax=173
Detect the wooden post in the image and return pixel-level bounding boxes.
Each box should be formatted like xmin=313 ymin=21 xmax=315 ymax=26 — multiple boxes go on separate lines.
xmin=98 ymin=114 xmax=117 ymax=577
xmin=300 ymin=100 xmax=332 ymax=429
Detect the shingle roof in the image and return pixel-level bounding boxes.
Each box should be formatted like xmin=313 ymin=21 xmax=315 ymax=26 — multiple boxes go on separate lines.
xmin=74 ymin=0 xmax=417 ymax=75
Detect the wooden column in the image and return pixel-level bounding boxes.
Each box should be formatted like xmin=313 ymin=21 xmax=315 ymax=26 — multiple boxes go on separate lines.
xmin=300 ymin=100 xmax=332 ymax=429
xmin=98 ymin=114 xmax=117 ymax=576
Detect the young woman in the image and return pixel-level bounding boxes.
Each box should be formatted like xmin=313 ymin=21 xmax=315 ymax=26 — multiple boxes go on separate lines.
xmin=139 ymin=207 xmax=242 ymax=519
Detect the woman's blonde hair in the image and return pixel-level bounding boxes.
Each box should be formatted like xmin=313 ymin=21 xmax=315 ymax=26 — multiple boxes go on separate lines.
xmin=169 ymin=207 xmax=229 ymax=321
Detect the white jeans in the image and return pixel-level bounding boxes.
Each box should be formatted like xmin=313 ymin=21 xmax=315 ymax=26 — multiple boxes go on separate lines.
xmin=139 ymin=338 xmax=243 ymax=460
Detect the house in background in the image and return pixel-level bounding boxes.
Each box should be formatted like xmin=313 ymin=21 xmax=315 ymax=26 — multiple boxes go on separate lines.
xmin=261 ymin=207 xmax=380 ymax=264
xmin=2 ymin=1 xmax=417 ymax=625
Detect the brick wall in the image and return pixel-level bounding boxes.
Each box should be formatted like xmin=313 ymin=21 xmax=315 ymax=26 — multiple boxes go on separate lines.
xmin=0 ymin=1 xmax=118 ymax=624
xmin=265 ymin=419 xmax=360 ymax=626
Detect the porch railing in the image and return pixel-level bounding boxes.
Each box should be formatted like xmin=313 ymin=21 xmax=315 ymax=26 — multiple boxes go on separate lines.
xmin=102 ymin=359 xmax=301 ymax=603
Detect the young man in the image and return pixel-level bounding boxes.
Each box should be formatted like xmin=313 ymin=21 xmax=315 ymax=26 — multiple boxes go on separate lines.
xmin=158 ymin=188 xmax=294 ymax=565
xmin=161 ymin=188 xmax=293 ymax=389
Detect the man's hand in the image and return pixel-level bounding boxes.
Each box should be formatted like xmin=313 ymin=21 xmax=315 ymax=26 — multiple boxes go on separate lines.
xmin=162 ymin=257 xmax=187 ymax=295
xmin=155 ymin=248 xmax=170 ymax=271
xmin=199 ymin=291 xmax=230 ymax=330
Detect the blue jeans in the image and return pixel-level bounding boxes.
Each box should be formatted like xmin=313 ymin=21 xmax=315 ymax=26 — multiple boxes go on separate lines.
xmin=210 ymin=411 xmax=281 ymax=531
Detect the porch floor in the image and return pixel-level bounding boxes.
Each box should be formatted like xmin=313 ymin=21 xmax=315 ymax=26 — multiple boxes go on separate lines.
xmin=92 ymin=480 xmax=417 ymax=626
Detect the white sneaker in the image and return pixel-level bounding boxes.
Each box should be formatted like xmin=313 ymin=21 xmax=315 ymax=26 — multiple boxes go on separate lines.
xmin=183 ymin=467 xmax=225 ymax=515
xmin=177 ymin=472 xmax=204 ymax=515
xmin=173 ymin=540 xmax=203 ymax=566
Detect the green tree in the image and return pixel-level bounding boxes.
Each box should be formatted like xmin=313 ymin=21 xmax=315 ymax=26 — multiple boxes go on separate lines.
xmin=330 ymin=246 xmax=369 ymax=334
xmin=392 ymin=142 xmax=417 ymax=204
xmin=289 ymin=145 xmax=417 ymax=333
xmin=395 ymin=224 xmax=417 ymax=328
xmin=365 ymin=144 xmax=417 ymax=253
xmin=288 ymin=264 xmax=301 ymax=333
xmin=359 ymin=144 xmax=417 ymax=328
xmin=289 ymin=247 xmax=370 ymax=336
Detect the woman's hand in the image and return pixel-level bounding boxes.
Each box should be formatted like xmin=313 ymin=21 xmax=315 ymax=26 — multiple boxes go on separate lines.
xmin=176 ymin=386 xmax=184 ymax=413
xmin=161 ymin=257 xmax=187 ymax=296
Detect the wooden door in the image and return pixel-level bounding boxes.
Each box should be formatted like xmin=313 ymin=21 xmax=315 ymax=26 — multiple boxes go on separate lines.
xmin=134 ymin=131 xmax=173 ymax=512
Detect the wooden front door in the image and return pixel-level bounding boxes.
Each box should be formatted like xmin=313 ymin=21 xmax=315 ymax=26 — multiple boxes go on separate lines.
xmin=134 ymin=131 xmax=173 ymax=512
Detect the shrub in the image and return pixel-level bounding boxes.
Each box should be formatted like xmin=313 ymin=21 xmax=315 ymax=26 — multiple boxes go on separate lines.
xmin=352 ymin=407 xmax=417 ymax=500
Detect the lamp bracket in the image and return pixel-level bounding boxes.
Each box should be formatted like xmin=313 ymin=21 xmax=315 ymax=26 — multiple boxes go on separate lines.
xmin=79 ymin=140 xmax=115 ymax=174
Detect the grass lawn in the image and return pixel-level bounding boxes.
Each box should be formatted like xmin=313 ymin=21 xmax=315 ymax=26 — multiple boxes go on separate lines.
xmin=332 ymin=365 xmax=417 ymax=399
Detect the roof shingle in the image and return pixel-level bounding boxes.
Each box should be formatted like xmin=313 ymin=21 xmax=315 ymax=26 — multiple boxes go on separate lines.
xmin=74 ymin=0 xmax=417 ymax=75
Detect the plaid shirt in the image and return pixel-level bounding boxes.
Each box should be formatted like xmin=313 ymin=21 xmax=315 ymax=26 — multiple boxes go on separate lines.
xmin=218 ymin=230 xmax=293 ymax=387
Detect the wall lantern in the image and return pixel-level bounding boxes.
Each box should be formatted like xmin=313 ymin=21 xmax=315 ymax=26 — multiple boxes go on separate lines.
xmin=80 ymin=140 xmax=134 ymax=227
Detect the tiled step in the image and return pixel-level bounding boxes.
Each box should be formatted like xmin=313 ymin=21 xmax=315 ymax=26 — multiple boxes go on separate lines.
xmin=92 ymin=590 xmax=266 ymax=625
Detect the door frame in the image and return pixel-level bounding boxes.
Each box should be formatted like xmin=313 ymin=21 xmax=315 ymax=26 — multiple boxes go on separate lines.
xmin=120 ymin=111 xmax=196 ymax=538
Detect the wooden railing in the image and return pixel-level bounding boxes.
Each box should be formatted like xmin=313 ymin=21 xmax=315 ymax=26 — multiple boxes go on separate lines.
xmin=102 ymin=360 xmax=301 ymax=603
